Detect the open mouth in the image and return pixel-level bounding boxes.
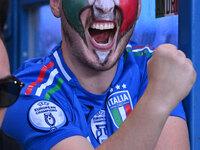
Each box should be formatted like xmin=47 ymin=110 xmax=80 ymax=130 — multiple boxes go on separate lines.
xmin=88 ymin=21 xmax=117 ymax=50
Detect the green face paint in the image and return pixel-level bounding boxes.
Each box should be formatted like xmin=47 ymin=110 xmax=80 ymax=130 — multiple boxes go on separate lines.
xmin=62 ymin=0 xmax=89 ymax=38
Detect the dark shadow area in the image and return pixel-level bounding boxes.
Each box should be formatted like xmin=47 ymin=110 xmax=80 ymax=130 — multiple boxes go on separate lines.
xmin=0 ymin=130 xmax=23 ymax=150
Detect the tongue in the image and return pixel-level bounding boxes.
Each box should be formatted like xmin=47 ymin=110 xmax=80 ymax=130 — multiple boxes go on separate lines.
xmin=90 ymin=29 xmax=110 ymax=44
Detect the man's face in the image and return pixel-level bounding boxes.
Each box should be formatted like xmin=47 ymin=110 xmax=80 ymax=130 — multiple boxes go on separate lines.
xmin=61 ymin=0 xmax=139 ymax=70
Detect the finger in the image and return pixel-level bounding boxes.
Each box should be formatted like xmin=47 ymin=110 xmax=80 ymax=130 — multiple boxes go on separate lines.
xmin=177 ymin=50 xmax=186 ymax=58
xmin=185 ymin=58 xmax=196 ymax=84
xmin=186 ymin=58 xmax=193 ymax=65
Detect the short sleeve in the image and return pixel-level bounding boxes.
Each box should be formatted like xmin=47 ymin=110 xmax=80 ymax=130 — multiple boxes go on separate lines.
xmin=2 ymin=95 xmax=85 ymax=150
xmin=131 ymin=43 xmax=187 ymax=121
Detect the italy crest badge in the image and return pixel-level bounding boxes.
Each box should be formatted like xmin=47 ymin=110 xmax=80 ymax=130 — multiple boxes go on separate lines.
xmin=107 ymin=87 xmax=133 ymax=128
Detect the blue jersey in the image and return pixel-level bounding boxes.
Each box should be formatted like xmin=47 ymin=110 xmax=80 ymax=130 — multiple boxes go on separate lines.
xmin=2 ymin=41 xmax=186 ymax=150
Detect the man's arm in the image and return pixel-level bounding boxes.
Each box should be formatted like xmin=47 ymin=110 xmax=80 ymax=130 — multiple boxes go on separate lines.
xmin=51 ymin=93 xmax=174 ymax=150
xmin=51 ymin=44 xmax=196 ymax=150
xmin=155 ymin=116 xmax=190 ymax=150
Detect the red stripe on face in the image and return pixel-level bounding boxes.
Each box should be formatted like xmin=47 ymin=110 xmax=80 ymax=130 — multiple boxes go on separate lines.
xmin=119 ymin=0 xmax=138 ymax=34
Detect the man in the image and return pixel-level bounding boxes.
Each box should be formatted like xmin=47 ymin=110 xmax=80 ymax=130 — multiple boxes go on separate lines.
xmin=2 ymin=0 xmax=196 ymax=150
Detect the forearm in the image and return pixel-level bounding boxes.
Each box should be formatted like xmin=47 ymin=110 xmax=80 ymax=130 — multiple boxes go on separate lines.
xmin=52 ymin=44 xmax=195 ymax=150
xmin=97 ymin=89 xmax=171 ymax=150
xmin=52 ymin=89 xmax=175 ymax=150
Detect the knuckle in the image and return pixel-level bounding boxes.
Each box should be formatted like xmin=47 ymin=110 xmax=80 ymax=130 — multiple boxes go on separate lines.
xmin=192 ymin=69 xmax=197 ymax=82
xmin=156 ymin=44 xmax=178 ymax=58
xmin=186 ymin=60 xmax=196 ymax=83
xmin=156 ymin=44 xmax=177 ymax=52
xmin=177 ymin=50 xmax=186 ymax=58
xmin=172 ymin=51 xmax=187 ymax=65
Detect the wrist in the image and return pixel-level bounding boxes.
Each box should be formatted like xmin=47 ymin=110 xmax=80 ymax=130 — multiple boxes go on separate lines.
xmin=141 ymin=86 xmax=175 ymax=116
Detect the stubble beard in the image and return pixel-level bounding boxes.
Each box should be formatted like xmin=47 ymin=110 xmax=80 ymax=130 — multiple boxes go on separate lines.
xmin=61 ymin=20 xmax=114 ymax=71
xmin=61 ymin=12 xmax=136 ymax=72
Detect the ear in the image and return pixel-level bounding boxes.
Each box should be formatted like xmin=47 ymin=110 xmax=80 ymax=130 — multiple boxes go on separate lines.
xmin=136 ymin=0 xmax=141 ymax=20
xmin=50 ymin=0 xmax=61 ymax=18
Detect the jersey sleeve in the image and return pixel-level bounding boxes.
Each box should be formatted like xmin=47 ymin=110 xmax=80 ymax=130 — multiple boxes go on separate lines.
xmin=2 ymin=45 xmax=90 ymax=149
xmin=2 ymin=94 xmax=85 ymax=150
xmin=128 ymin=41 xmax=187 ymax=121
xmin=138 ymin=72 xmax=187 ymax=120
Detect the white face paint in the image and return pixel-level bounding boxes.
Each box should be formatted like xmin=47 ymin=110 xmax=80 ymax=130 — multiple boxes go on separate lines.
xmin=88 ymin=0 xmax=95 ymax=5
xmin=95 ymin=51 xmax=110 ymax=64
xmin=94 ymin=0 xmax=115 ymax=12
xmin=89 ymin=0 xmax=119 ymax=64
xmin=88 ymin=0 xmax=119 ymax=5
xmin=114 ymin=0 xmax=119 ymax=5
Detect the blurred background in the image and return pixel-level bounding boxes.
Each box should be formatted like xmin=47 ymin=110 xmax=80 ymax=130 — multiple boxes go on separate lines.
xmin=1 ymin=0 xmax=199 ymax=149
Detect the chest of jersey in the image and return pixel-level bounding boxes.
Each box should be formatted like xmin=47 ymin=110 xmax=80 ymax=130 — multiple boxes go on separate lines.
xmin=72 ymin=60 xmax=141 ymax=147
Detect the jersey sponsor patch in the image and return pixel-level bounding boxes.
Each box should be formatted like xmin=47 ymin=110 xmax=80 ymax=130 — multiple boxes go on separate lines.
xmin=91 ymin=110 xmax=108 ymax=144
xmin=107 ymin=88 xmax=133 ymax=128
xmin=28 ymin=100 xmax=67 ymax=131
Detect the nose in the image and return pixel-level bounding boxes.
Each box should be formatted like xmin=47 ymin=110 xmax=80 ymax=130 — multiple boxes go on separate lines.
xmin=93 ymin=0 xmax=115 ymax=15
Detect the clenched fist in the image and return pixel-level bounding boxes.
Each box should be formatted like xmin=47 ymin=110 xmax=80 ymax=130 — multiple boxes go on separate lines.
xmin=146 ymin=44 xmax=196 ymax=112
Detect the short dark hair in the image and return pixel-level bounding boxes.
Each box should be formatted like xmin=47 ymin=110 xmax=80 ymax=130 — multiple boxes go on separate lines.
xmin=0 ymin=0 xmax=9 ymax=33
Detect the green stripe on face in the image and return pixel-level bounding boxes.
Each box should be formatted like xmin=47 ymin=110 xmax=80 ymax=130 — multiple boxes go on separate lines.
xmin=111 ymin=108 xmax=123 ymax=127
xmin=62 ymin=0 xmax=89 ymax=37
xmin=45 ymin=78 xmax=64 ymax=100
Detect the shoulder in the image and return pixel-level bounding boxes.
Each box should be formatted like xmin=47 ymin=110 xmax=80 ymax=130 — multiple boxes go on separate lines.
xmin=125 ymin=41 xmax=155 ymax=63
xmin=1 ymin=43 xmax=86 ymax=149
xmin=14 ymin=43 xmax=68 ymax=98
xmin=16 ymin=60 xmax=57 ymax=95
xmin=123 ymin=41 xmax=155 ymax=74
xmin=2 ymin=95 xmax=77 ymax=149
xmin=2 ymin=75 xmax=82 ymax=150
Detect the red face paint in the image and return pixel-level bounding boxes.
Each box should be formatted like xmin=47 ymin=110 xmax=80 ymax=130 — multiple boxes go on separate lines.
xmin=119 ymin=0 xmax=138 ymax=34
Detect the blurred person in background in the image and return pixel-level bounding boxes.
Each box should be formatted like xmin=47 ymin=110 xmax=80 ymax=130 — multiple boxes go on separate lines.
xmin=0 ymin=0 xmax=24 ymax=127
xmin=0 ymin=1 xmax=24 ymax=149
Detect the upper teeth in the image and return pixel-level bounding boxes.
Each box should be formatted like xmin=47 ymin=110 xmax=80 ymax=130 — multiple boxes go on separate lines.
xmin=91 ymin=23 xmax=115 ymax=30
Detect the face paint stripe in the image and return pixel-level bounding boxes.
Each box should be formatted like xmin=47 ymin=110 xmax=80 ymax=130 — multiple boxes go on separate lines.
xmin=62 ymin=0 xmax=89 ymax=37
xmin=114 ymin=0 xmax=120 ymax=5
xmin=119 ymin=0 xmax=138 ymax=33
xmin=88 ymin=0 xmax=95 ymax=5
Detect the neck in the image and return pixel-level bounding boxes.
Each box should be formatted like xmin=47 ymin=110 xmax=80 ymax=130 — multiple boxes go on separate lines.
xmin=61 ymin=42 xmax=118 ymax=95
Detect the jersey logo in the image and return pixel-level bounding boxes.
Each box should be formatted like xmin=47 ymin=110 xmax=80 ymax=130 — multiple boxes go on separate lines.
xmin=107 ymin=85 xmax=133 ymax=128
xmin=44 ymin=113 xmax=56 ymax=130
xmin=28 ymin=100 xmax=67 ymax=131
xmin=91 ymin=110 xmax=108 ymax=144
